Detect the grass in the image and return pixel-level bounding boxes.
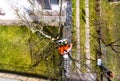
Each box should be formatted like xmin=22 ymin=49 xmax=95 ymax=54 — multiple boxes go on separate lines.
xmin=89 ymin=0 xmax=97 ymax=69
xmin=0 ymin=26 xmax=31 ymax=65
xmin=0 ymin=25 xmax=60 ymax=79
xmin=0 ymin=0 xmax=75 ymax=79
xmin=0 ymin=0 xmax=120 ymax=80
xmin=100 ymin=1 xmax=120 ymax=81
xmin=89 ymin=0 xmax=120 ymax=80
xmin=72 ymin=0 xmax=97 ymax=73
xmin=71 ymin=0 xmax=87 ymax=72
xmin=105 ymin=2 xmax=120 ymax=81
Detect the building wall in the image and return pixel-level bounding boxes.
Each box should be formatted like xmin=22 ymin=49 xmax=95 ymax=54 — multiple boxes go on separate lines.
xmin=0 ymin=0 xmax=67 ymax=25
xmin=0 ymin=0 xmax=30 ymax=20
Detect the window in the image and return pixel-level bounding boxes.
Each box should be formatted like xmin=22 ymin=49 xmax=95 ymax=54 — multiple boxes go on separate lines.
xmin=37 ymin=0 xmax=59 ymax=10
xmin=50 ymin=0 xmax=59 ymax=5
xmin=37 ymin=0 xmax=51 ymax=9
xmin=43 ymin=0 xmax=52 ymax=9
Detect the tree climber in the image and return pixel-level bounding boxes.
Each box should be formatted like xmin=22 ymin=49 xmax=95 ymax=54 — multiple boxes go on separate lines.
xmin=56 ymin=38 xmax=72 ymax=76
xmin=57 ymin=39 xmax=72 ymax=59
xmin=106 ymin=71 xmax=114 ymax=81
xmin=97 ymin=58 xmax=114 ymax=81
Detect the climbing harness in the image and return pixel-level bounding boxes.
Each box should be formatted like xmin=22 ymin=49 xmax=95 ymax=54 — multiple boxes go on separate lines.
xmin=55 ymin=38 xmax=72 ymax=80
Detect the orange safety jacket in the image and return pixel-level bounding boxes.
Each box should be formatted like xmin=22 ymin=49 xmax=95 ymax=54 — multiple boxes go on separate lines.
xmin=58 ymin=43 xmax=72 ymax=55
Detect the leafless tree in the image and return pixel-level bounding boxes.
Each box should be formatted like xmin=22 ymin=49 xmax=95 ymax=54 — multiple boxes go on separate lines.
xmin=7 ymin=0 xmax=65 ymax=79
xmin=7 ymin=0 xmax=57 ymax=39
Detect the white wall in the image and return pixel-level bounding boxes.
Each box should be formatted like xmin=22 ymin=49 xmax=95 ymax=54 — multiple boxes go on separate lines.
xmin=0 ymin=0 xmax=67 ymax=25
xmin=0 ymin=0 xmax=31 ymax=20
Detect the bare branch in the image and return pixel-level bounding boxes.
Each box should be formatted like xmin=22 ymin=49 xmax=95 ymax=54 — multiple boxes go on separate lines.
xmin=7 ymin=0 xmax=53 ymax=39
xmin=110 ymin=45 xmax=120 ymax=53
xmin=112 ymin=45 xmax=120 ymax=47
xmin=36 ymin=30 xmax=51 ymax=39
xmin=101 ymin=37 xmax=106 ymax=45
xmin=90 ymin=33 xmax=98 ymax=39
xmin=106 ymin=38 xmax=120 ymax=46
